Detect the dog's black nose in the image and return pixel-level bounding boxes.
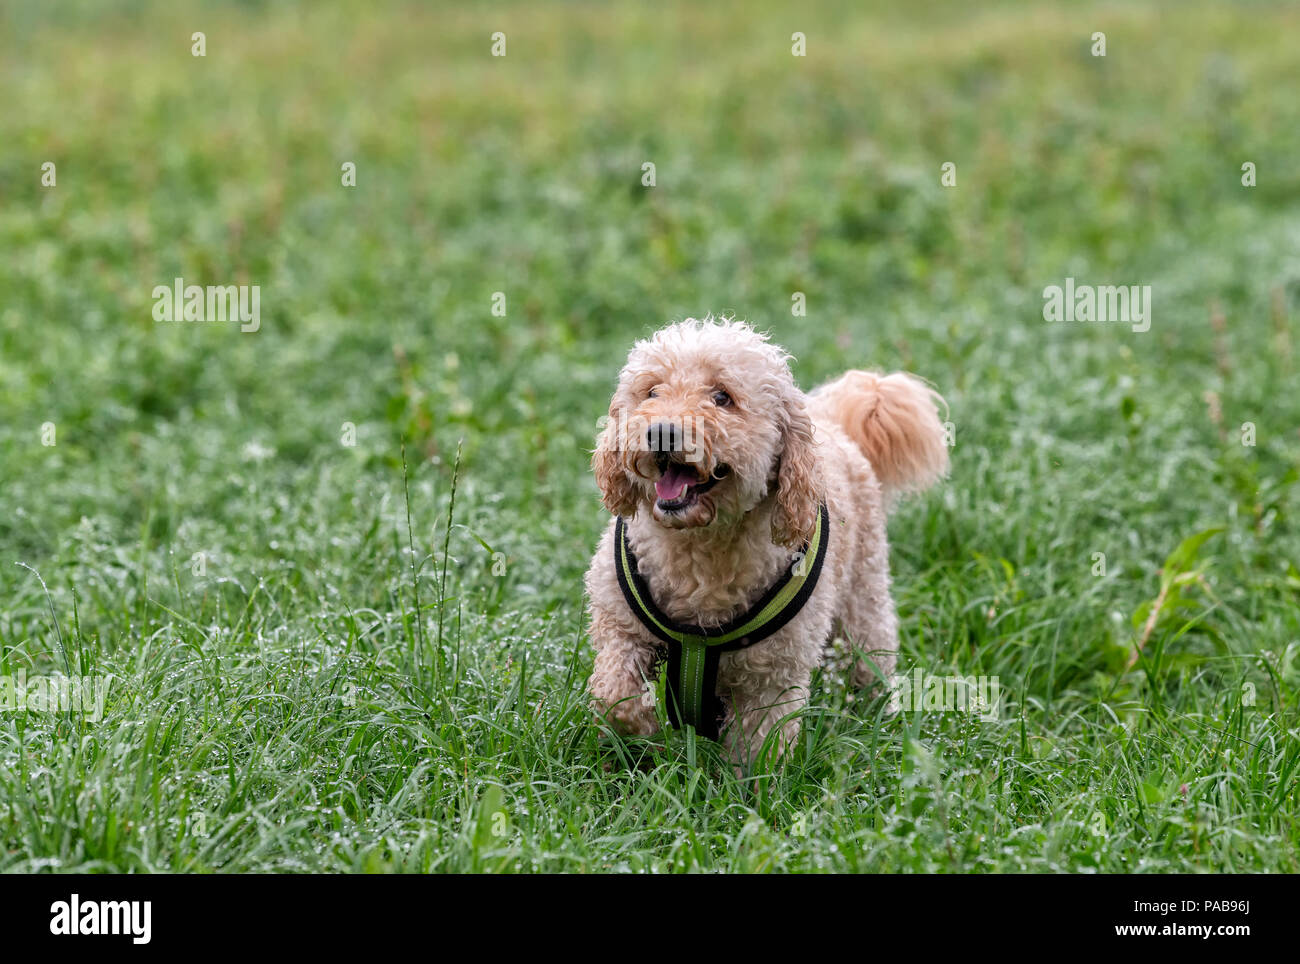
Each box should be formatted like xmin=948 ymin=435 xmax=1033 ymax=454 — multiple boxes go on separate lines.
xmin=646 ymin=420 xmax=683 ymax=454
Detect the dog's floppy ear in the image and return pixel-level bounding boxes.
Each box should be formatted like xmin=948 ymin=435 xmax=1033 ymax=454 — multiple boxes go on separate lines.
xmin=771 ymin=393 xmax=822 ymax=549
xmin=592 ymin=409 xmax=640 ymax=518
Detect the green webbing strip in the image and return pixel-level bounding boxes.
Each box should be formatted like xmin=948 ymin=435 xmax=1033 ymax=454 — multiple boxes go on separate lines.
xmin=617 ymin=536 xmax=680 ymax=640
xmin=617 ymin=512 xmax=824 ymax=649
xmin=679 ymin=639 xmax=707 ymax=729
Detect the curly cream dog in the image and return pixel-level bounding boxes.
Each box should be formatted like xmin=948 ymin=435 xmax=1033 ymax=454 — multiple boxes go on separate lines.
xmin=585 ymin=318 xmax=948 ymax=765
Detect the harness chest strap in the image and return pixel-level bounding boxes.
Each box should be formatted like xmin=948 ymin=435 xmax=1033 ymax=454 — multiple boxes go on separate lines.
xmin=613 ymin=503 xmax=830 ymax=740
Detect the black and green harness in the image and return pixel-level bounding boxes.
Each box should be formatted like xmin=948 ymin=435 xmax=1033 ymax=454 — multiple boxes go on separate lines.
xmin=613 ymin=503 xmax=830 ymax=740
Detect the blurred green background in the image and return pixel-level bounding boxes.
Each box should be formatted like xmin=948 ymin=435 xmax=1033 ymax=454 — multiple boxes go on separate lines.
xmin=0 ymin=0 xmax=1297 ymax=871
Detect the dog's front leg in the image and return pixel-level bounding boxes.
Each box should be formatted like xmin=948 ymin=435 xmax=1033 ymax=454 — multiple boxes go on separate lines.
xmin=587 ymin=612 xmax=661 ymax=736
xmin=722 ymin=668 xmax=812 ymax=768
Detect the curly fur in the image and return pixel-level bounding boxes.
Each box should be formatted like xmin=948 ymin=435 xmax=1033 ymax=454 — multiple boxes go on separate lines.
xmin=585 ymin=318 xmax=949 ymax=767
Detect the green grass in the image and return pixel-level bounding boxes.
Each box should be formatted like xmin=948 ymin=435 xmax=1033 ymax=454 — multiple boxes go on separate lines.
xmin=1 ymin=0 xmax=1299 ymax=872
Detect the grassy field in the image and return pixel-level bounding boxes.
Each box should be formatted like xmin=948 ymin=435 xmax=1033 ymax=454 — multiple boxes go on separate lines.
xmin=2 ymin=0 xmax=1298 ymax=872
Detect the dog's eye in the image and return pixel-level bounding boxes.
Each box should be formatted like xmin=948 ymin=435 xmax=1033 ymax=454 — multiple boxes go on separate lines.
xmin=647 ymin=387 xmax=658 ymax=399
xmin=712 ymin=389 xmax=732 ymax=407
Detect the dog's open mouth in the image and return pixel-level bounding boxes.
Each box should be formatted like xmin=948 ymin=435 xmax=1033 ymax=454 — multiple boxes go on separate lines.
xmin=653 ymin=455 xmax=730 ymax=512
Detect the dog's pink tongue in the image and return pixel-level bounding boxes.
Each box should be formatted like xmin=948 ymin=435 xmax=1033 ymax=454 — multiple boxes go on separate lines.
xmin=655 ymin=462 xmax=694 ymax=501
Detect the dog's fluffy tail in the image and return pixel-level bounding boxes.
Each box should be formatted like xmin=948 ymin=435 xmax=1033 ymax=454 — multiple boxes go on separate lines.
xmin=810 ymin=370 xmax=949 ymax=503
